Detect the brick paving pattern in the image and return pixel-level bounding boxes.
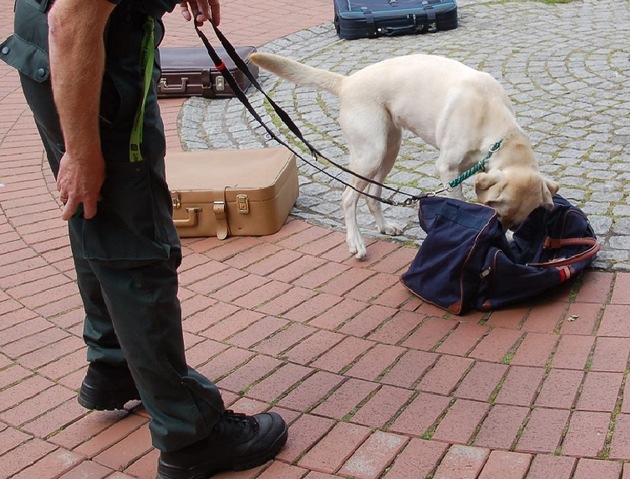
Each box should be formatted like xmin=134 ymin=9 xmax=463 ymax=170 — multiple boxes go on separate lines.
xmin=1 ymin=0 xmax=630 ymax=478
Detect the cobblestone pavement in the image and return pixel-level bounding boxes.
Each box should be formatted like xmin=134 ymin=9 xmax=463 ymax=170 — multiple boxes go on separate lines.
xmin=180 ymin=0 xmax=630 ymax=271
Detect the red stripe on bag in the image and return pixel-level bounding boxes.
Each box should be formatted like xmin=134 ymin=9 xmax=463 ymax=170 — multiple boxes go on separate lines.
xmin=558 ymin=265 xmax=572 ymax=282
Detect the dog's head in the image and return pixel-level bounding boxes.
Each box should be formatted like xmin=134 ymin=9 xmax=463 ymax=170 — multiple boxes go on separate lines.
xmin=475 ymin=168 xmax=559 ymax=229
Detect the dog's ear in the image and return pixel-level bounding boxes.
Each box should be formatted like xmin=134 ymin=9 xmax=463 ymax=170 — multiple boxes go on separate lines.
xmin=541 ymin=176 xmax=560 ymax=210
xmin=475 ymin=171 xmax=505 ymax=203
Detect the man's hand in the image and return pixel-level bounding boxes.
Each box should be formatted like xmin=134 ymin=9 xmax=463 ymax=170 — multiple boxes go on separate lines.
xmin=57 ymin=149 xmax=105 ymax=221
xmin=179 ymin=0 xmax=220 ymax=25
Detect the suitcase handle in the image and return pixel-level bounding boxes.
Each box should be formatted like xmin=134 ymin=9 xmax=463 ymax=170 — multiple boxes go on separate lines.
xmin=380 ymin=10 xmax=437 ymax=36
xmin=158 ymin=77 xmax=189 ymax=94
xmin=381 ymin=25 xmax=422 ymax=35
xmin=381 ymin=20 xmax=433 ymax=36
xmin=173 ymin=207 xmax=201 ymax=228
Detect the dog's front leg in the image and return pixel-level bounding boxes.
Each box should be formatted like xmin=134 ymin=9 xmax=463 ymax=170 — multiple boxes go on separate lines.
xmin=437 ymin=151 xmax=466 ymax=200
xmin=446 ymin=183 xmax=466 ymax=200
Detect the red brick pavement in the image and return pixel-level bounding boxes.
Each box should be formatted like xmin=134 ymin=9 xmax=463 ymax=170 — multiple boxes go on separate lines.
xmin=2 ymin=1 xmax=630 ymax=478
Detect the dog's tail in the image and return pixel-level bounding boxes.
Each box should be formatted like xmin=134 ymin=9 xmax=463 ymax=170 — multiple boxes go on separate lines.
xmin=249 ymin=52 xmax=344 ymax=97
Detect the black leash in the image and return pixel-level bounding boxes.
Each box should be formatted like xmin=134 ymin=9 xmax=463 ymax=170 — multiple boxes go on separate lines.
xmin=193 ymin=21 xmax=424 ymax=207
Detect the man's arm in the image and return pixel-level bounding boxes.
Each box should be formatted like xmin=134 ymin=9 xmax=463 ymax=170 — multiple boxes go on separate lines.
xmin=49 ymin=0 xmax=220 ymax=221
xmin=48 ymin=0 xmax=114 ymax=220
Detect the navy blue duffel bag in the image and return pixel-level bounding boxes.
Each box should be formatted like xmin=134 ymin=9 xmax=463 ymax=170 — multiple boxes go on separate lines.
xmin=400 ymin=195 xmax=600 ymax=314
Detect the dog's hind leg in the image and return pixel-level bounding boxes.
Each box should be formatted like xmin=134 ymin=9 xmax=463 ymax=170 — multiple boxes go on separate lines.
xmin=365 ymin=125 xmax=403 ymax=236
xmin=342 ymin=149 xmax=381 ymax=260
xmin=341 ymin=109 xmax=396 ymax=260
xmin=341 ymin=117 xmax=400 ymax=259
xmin=342 ymin=181 xmax=369 ymax=260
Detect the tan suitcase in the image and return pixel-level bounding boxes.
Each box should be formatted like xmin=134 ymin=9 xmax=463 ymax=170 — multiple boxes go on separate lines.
xmin=165 ymin=148 xmax=299 ymax=239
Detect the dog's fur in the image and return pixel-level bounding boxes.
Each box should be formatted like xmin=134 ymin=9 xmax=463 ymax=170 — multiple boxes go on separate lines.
xmin=249 ymin=52 xmax=559 ymax=259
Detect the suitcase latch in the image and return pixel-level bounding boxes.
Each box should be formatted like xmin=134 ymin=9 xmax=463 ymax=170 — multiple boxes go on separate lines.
xmin=213 ymin=201 xmax=227 ymax=219
xmin=213 ymin=201 xmax=229 ymax=240
xmin=236 ymin=194 xmax=249 ymax=214
xmin=215 ymin=76 xmax=225 ymax=91
xmin=171 ymin=193 xmax=182 ymax=210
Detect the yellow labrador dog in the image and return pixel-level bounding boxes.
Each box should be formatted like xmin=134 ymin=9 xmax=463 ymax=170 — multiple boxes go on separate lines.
xmin=249 ymin=52 xmax=559 ymax=260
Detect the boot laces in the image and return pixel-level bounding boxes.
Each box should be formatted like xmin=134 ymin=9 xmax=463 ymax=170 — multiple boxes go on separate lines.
xmin=219 ymin=410 xmax=259 ymax=432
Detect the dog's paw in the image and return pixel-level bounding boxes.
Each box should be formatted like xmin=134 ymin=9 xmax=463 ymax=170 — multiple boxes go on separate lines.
xmin=349 ymin=243 xmax=368 ymax=260
xmin=379 ymin=221 xmax=404 ymax=236
xmin=347 ymin=233 xmax=367 ymax=260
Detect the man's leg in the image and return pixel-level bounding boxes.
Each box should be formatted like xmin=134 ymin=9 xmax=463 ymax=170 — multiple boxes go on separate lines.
xmin=20 ymin=71 xmax=140 ymax=409
xmin=71 ymin=191 xmax=286 ymax=467
xmin=72 ymin=252 xmax=141 ymax=410
xmin=85 ymin=252 xmax=225 ymax=451
xmin=74 ymin=256 xmax=125 ymax=365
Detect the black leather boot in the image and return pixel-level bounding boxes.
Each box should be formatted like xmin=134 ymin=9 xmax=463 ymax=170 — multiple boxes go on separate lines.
xmin=78 ymin=362 xmax=141 ymax=410
xmin=156 ymin=410 xmax=288 ymax=479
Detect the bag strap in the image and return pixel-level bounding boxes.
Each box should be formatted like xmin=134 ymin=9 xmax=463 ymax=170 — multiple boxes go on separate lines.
xmin=529 ymin=237 xmax=600 ymax=268
xmin=545 ymin=237 xmax=598 ymax=249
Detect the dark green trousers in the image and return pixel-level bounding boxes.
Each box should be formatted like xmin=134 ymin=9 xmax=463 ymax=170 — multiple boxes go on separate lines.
xmin=4 ymin=0 xmax=224 ymax=452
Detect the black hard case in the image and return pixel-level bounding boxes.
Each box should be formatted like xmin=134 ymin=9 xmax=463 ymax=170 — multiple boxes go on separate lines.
xmin=333 ymin=0 xmax=458 ymax=40
xmin=157 ymin=46 xmax=259 ymax=98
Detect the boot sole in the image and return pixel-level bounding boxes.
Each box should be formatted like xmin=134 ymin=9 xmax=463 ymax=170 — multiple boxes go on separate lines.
xmin=156 ymin=423 xmax=288 ymax=479
xmin=78 ymin=382 xmax=141 ymax=411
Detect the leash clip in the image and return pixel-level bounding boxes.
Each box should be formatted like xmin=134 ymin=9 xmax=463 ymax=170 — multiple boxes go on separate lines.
xmin=489 ymin=139 xmax=503 ymax=153
xmin=433 ymin=183 xmax=452 ymax=195
xmin=400 ymin=193 xmax=432 ymax=207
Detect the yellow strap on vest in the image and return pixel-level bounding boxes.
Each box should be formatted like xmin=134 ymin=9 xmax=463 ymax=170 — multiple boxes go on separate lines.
xmin=129 ymin=17 xmax=155 ymax=163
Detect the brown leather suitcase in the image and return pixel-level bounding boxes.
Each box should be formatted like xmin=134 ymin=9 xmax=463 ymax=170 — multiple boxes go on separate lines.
xmin=165 ymin=148 xmax=299 ymax=238
xmin=157 ymin=46 xmax=258 ymax=98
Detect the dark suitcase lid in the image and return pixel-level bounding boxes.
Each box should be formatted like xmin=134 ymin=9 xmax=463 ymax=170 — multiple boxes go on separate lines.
xmin=158 ymin=46 xmax=256 ymax=72
xmin=334 ymin=0 xmax=456 ymax=17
